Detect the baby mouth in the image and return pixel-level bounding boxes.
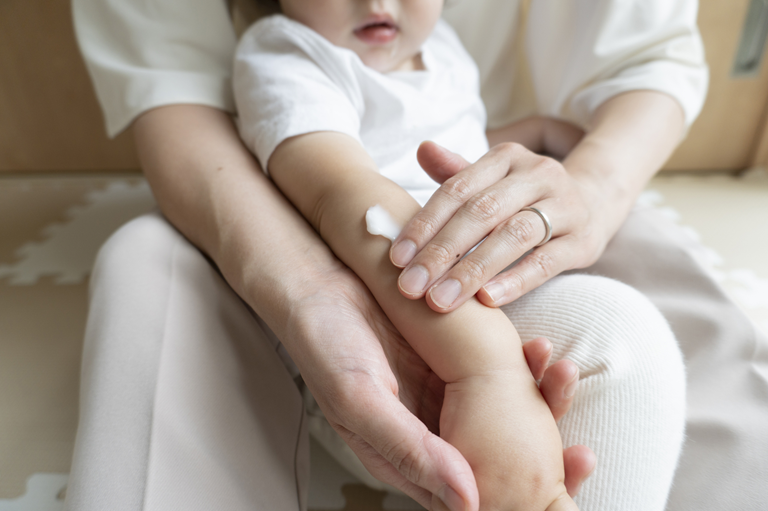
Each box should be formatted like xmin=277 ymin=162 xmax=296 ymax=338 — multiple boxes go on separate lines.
xmin=354 ymin=18 xmax=399 ymax=45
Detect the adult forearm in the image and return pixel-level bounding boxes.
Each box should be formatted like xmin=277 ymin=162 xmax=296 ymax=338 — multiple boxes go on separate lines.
xmin=563 ymin=91 xmax=685 ymax=236
xmin=132 ymin=105 xmax=340 ymax=337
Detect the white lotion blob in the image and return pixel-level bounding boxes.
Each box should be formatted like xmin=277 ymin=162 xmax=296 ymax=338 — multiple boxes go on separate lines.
xmin=365 ymin=205 xmax=402 ymax=243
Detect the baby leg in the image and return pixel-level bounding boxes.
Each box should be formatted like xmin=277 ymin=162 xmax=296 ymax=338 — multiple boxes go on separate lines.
xmin=503 ymin=274 xmax=686 ymax=511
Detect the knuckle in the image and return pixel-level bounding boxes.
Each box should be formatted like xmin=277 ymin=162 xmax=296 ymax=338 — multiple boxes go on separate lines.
xmin=440 ymin=174 xmax=474 ymax=204
xmin=465 ymin=192 xmax=504 ymax=222
xmin=422 ymin=240 xmax=458 ymax=267
xmin=383 ymin=434 xmax=428 ymax=484
xmin=408 ymin=213 xmax=440 ymax=241
xmin=494 ymin=141 xmax=526 ymax=157
xmin=533 ymin=156 xmax=566 ymax=180
xmin=458 ymin=256 xmax=490 ymax=283
xmin=528 ymin=250 xmax=557 ymax=278
xmin=499 ymin=215 xmax=538 ymax=249
xmin=507 ymin=270 xmax=527 ymax=293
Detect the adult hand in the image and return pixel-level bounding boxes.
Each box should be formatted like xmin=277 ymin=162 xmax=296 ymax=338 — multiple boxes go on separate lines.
xmin=390 ymin=140 xmax=609 ymax=312
xmin=391 ymin=90 xmax=688 ymax=314
xmin=286 ymin=265 xmax=595 ymax=510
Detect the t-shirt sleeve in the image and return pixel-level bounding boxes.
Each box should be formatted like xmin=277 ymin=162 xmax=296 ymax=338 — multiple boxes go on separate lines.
xmin=526 ymin=0 xmax=708 ymax=128
xmin=72 ymin=0 xmax=238 ymax=137
xmin=233 ymin=18 xmax=363 ymax=173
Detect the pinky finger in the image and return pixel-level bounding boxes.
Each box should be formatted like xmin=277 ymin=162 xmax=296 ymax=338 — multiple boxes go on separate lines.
xmin=477 ymin=238 xmax=570 ymax=307
xmin=563 ymin=445 xmax=597 ymax=497
xmin=538 ymin=359 xmax=579 ymax=422
xmin=522 ymin=337 xmax=553 ymax=381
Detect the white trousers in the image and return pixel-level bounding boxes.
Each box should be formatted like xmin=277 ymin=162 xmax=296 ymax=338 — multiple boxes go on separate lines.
xmin=64 ymin=206 xmax=768 ymax=511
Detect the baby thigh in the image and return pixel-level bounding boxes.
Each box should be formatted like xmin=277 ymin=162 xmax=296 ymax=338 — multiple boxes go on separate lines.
xmin=502 ymin=274 xmax=686 ymax=511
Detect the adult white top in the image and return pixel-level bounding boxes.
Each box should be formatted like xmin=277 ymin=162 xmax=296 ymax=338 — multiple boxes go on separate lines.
xmin=72 ymin=0 xmax=708 ymax=138
xmin=234 ymin=15 xmax=489 ymax=206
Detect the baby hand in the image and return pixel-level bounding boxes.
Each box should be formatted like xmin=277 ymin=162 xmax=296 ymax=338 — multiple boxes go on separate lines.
xmin=435 ymin=368 xmax=578 ymax=511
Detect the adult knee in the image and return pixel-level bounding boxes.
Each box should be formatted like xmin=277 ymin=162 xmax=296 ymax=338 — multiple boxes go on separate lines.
xmin=85 ymin=213 xmax=189 ymax=357
xmin=91 ymin=212 xmax=184 ymax=292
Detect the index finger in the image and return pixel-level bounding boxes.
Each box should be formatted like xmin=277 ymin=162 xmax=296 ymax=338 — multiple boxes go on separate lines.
xmin=390 ymin=143 xmax=530 ymax=271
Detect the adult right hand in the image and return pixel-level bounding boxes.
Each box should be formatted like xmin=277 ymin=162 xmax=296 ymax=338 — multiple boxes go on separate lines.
xmin=284 ymin=264 xmax=595 ymax=510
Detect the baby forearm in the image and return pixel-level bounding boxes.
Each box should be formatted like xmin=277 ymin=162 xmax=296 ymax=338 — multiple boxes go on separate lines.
xmin=269 ymin=132 xmax=526 ymax=383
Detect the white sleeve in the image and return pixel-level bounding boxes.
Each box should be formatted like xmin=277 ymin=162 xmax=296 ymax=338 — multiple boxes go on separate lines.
xmin=526 ymin=0 xmax=708 ymax=128
xmin=233 ymin=18 xmax=362 ymax=172
xmin=72 ymin=0 xmax=237 ymax=137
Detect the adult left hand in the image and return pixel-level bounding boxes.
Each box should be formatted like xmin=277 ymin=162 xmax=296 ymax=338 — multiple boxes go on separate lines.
xmin=390 ymin=140 xmax=609 ymax=312
xmin=391 ymin=91 xmax=686 ymax=313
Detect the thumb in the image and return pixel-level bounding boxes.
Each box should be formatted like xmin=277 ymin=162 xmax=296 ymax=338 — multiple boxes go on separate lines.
xmin=340 ymin=391 xmax=479 ymax=511
xmin=544 ymin=492 xmax=580 ymax=511
xmin=417 ymin=141 xmax=471 ymax=184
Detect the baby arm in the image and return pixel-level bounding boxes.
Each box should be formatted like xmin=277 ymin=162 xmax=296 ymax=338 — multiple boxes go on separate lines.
xmin=269 ymin=131 xmax=577 ymax=511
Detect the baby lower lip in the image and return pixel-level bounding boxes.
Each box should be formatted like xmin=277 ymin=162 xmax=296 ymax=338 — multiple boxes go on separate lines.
xmin=354 ymin=24 xmax=398 ymax=44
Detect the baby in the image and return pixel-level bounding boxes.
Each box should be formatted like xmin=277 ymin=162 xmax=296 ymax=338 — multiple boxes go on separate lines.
xmin=234 ymin=1 xmax=580 ymax=510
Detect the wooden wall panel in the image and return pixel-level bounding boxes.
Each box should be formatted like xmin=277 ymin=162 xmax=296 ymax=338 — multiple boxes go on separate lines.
xmin=0 ymin=0 xmax=139 ymax=172
xmin=2 ymin=0 xmax=768 ymax=173
xmin=666 ymin=0 xmax=768 ymax=171
xmin=751 ymin=114 xmax=768 ymax=165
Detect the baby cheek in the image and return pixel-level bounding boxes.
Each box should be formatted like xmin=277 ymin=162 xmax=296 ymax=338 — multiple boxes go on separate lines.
xmin=403 ymin=14 xmax=440 ymax=53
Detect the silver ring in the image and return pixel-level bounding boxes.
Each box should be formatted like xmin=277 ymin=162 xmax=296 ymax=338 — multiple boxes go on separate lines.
xmin=521 ymin=206 xmax=552 ymax=247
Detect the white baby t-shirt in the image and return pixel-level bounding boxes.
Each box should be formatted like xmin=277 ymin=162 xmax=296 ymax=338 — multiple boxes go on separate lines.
xmin=234 ymin=15 xmax=490 ymax=206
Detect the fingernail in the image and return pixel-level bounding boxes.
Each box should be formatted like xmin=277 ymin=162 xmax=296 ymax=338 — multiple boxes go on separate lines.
xmin=391 ymin=239 xmax=417 ymax=267
xmin=564 ymin=375 xmax=579 ymax=399
xmin=399 ymin=265 xmax=429 ymax=296
xmin=437 ymin=484 xmax=465 ymax=511
xmin=430 ymin=279 xmax=461 ymax=309
xmin=482 ymin=282 xmax=505 ymax=304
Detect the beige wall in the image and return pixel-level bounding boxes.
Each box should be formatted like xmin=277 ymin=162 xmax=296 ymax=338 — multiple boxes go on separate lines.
xmin=668 ymin=0 xmax=768 ymax=171
xmin=0 ymin=0 xmax=138 ymax=172
xmin=2 ymin=0 xmax=768 ymax=173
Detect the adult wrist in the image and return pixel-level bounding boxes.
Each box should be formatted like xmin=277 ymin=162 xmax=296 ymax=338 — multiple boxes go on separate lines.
xmin=563 ymin=149 xmax=637 ymax=241
xmin=220 ymin=225 xmax=345 ymax=340
xmin=563 ymin=91 xmax=686 ymax=224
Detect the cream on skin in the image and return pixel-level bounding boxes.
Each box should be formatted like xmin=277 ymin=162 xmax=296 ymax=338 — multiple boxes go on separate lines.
xmin=366 ymin=204 xmax=403 ymax=243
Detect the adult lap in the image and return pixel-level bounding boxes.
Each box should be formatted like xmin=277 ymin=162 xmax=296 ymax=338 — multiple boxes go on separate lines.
xmin=585 ymin=206 xmax=768 ymax=510
xmin=66 ymin=213 xmax=309 ymax=511
xmin=67 ymin=207 xmax=768 ymax=510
